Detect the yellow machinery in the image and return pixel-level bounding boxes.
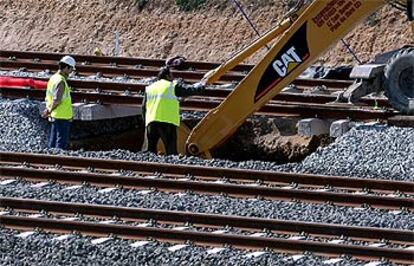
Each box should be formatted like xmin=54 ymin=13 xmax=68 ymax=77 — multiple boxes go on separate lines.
xmin=176 ymin=0 xmax=413 ymax=157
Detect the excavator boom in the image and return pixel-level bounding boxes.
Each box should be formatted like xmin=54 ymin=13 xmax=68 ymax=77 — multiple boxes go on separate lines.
xmin=186 ymin=0 xmax=388 ymax=156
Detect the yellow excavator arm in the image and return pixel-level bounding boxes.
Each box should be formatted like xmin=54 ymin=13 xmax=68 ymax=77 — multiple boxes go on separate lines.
xmin=185 ymin=0 xmax=412 ymax=157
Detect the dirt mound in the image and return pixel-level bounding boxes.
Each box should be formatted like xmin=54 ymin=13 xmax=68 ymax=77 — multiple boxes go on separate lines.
xmin=212 ymin=117 xmax=324 ymax=163
xmin=1 ymin=0 xmax=412 ymax=65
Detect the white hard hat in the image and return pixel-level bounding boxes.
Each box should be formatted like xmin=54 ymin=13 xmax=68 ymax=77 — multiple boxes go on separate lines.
xmin=59 ymin=56 xmax=76 ymax=69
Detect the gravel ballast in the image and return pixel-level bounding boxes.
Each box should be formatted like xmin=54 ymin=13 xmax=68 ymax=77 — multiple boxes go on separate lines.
xmin=0 ymin=229 xmax=395 ymax=266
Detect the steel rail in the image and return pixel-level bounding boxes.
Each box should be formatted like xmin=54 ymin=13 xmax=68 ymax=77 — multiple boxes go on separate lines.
xmin=0 ymin=60 xmax=244 ymax=82
xmin=0 ymin=87 xmax=396 ymax=120
xmin=7 ymin=75 xmax=343 ymax=95
xmin=292 ymin=78 xmax=352 ymax=88
xmin=184 ymin=97 xmax=395 ymax=121
xmin=0 ymin=75 xmax=388 ymax=107
xmin=0 ymin=165 xmax=412 ymax=209
xmin=1 ymin=215 xmax=412 ymax=263
xmin=0 ymin=50 xmax=254 ymax=72
xmin=0 ymin=50 xmax=353 ymax=89
xmin=0 ymin=57 xmax=354 ymax=87
xmin=1 ymin=152 xmax=412 ymax=193
xmin=1 ymin=197 xmax=412 ymax=242
xmin=0 ymin=50 xmax=354 ymax=88
xmin=0 ymin=73 xmax=352 ymax=92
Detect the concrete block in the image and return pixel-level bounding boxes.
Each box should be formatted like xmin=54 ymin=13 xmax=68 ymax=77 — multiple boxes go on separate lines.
xmin=330 ymin=119 xmax=353 ymax=138
xmin=297 ymin=118 xmax=330 ymax=137
xmin=38 ymin=102 xmax=140 ymax=121
xmin=79 ymin=104 xmax=141 ymax=121
xmin=72 ymin=103 xmax=86 ymax=120
xmin=38 ymin=102 xmax=86 ymax=120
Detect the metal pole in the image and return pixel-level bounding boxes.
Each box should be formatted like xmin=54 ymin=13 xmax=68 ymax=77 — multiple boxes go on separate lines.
xmin=341 ymin=39 xmax=363 ymax=64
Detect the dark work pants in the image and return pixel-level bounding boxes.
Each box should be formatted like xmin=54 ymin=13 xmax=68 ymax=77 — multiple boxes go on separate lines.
xmin=146 ymin=121 xmax=178 ymax=155
xmin=48 ymin=119 xmax=71 ymax=150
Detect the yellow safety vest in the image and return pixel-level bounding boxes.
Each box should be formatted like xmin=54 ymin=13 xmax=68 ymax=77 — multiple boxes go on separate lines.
xmin=45 ymin=73 xmax=73 ymax=120
xmin=145 ymin=79 xmax=180 ymax=126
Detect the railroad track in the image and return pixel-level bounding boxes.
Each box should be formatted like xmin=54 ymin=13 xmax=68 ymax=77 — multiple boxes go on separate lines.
xmin=1 ymin=198 xmax=413 ymax=264
xmin=0 ymin=50 xmax=355 ymax=85
xmin=0 ymin=74 xmax=388 ymax=107
xmin=0 ymin=60 xmax=243 ymax=83
xmin=1 ymin=152 xmax=413 ymax=263
xmin=0 ymin=86 xmax=396 ymax=120
xmin=0 ymin=50 xmax=254 ymax=72
xmin=1 ymin=50 xmax=402 ymax=121
xmin=0 ymin=72 xmax=396 ymax=121
xmin=0 ymin=50 xmax=247 ymax=83
xmin=1 ymin=152 xmax=412 ymax=209
xmin=0 ymin=74 xmax=353 ymax=95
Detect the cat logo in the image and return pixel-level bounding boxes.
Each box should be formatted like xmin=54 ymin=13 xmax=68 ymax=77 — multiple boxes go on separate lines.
xmin=255 ymin=22 xmax=310 ymax=102
xmin=272 ymin=47 xmax=302 ymax=77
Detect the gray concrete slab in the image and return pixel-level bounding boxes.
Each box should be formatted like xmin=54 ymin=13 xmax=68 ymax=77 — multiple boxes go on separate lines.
xmin=79 ymin=103 xmax=141 ymax=121
xmin=38 ymin=102 xmax=141 ymax=121
xmin=297 ymin=118 xmax=330 ymax=137
xmin=72 ymin=103 xmax=86 ymax=120
xmin=330 ymin=119 xmax=354 ymax=138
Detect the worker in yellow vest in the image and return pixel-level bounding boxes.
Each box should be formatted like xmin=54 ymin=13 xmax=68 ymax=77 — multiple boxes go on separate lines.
xmin=41 ymin=56 xmax=76 ymax=150
xmin=142 ymin=66 xmax=205 ymax=155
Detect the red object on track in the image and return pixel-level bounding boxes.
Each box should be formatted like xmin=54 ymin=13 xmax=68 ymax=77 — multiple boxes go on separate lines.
xmin=0 ymin=76 xmax=47 ymax=90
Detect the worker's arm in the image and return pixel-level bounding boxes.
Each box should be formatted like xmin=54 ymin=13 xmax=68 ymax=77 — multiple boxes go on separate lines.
xmin=141 ymin=93 xmax=147 ymax=123
xmin=49 ymin=81 xmax=65 ymax=111
xmin=174 ymin=80 xmax=205 ymax=97
xmin=42 ymin=81 xmax=65 ymax=118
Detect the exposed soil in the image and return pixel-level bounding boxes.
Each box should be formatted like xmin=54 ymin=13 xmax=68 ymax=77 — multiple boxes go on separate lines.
xmin=0 ymin=0 xmax=413 ymax=66
xmin=212 ymin=116 xmax=326 ymax=163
